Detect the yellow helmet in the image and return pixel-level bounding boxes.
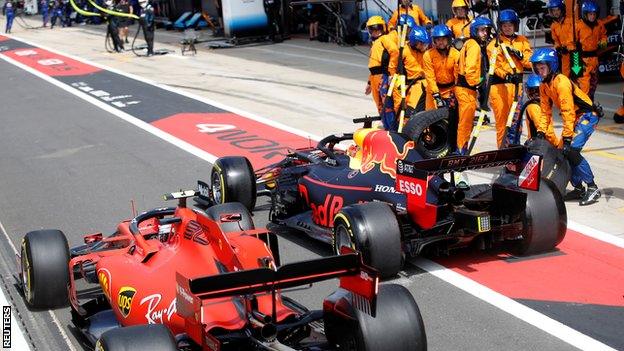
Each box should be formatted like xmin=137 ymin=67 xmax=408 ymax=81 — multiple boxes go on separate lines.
xmin=452 ymin=0 xmax=469 ymax=8
xmin=366 ymin=16 xmax=387 ymax=32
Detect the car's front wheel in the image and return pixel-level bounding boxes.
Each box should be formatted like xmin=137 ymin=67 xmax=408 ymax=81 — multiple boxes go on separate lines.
xmin=21 ymin=229 xmax=70 ymax=309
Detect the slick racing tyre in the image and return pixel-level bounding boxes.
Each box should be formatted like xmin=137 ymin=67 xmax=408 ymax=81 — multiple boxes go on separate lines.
xmin=205 ymin=202 xmax=255 ymax=233
xmin=211 ymin=156 xmax=257 ymax=211
xmin=510 ymin=179 xmax=567 ymax=255
xmin=525 ymin=138 xmax=570 ymax=195
xmin=403 ymin=108 xmax=451 ymax=159
xmin=333 ymin=202 xmax=402 ymax=279
xmin=324 ymin=284 xmax=426 ymax=351
xmin=21 ymin=229 xmax=70 ymax=308
xmin=96 ymin=324 xmax=177 ymax=351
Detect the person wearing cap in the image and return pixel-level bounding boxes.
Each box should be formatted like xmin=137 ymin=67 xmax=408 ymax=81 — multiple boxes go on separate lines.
xmin=2 ymin=0 xmax=14 ymax=33
xmin=423 ymin=24 xmax=459 ymax=110
xmin=387 ymin=0 xmax=431 ymax=30
xmin=531 ymin=47 xmax=601 ymax=205
xmin=522 ymin=74 xmax=560 ymax=147
xmin=455 ymin=16 xmax=492 ymax=154
xmin=487 ymin=9 xmax=533 ymax=148
xmin=547 ymin=0 xmax=574 ymax=77
xmin=446 ymin=0 xmax=471 ymax=40
xmin=138 ymin=0 xmax=155 ymax=55
xmin=366 ymin=16 xmax=394 ymax=114
xmin=574 ymin=0 xmax=606 ymax=99
xmin=388 ymin=25 xmax=430 ymax=129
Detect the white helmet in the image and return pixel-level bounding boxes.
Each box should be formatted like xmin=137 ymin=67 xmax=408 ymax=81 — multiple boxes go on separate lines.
xmin=139 ymin=0 xmax=148 ymax=8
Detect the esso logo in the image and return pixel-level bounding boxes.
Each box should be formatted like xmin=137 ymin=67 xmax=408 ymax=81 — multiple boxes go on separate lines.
xmin=38 ymin=58 xmax=64 ymax=66
xmin=398 ymin=179 xmax=423 ymax=196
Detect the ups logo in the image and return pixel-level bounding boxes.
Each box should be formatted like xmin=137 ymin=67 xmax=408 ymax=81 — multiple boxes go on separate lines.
xmin=117 ymin=287 xmax=136 ymax=318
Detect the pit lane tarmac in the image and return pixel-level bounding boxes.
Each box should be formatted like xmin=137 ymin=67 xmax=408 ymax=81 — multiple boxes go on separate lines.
xmin=0 ymin=34 xmax=623 ymax=351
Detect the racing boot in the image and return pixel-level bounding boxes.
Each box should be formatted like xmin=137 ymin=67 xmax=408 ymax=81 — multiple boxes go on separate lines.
xmin=579 ymin=185 xmax=601 ymax=206
xmin=564 ymin=185 xmax=585 ymax=201
xmin=614 ymin=112 xmax=624 ymax=124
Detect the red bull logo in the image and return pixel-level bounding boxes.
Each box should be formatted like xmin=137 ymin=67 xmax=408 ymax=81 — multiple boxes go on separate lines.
xmin=359 ymin=130 xmax=414 ymax=179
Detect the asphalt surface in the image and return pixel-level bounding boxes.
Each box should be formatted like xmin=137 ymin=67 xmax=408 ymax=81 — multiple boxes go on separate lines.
xmin=0 ymin=52 xmax=577 ymax=351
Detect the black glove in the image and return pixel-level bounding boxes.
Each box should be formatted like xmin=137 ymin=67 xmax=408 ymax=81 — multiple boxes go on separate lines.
xmin=507 ymin=47 xmax=523 ymax=60
xmin=504 ymin=74 xmax=521 ymax=84
xmin=425 ymin=22 xmax=433 ymax=31
xmin=556 ymin=46 xmax=569 ymax=54
xmin=432 ymin=93 xmax=446 ymax=108
xmin=594 ymin=102 xmax=604 ymax=119
xmin=562 ymin=137 xmax=572 ymax=155
xmin=535 ymin=131 xmax=545 ymax=139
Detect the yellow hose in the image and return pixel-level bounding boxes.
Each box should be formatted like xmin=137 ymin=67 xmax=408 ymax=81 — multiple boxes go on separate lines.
xmin=86 ymin=0 xmax=139 ymax=19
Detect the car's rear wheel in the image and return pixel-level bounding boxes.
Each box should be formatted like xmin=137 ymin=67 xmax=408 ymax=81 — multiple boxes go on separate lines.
xmin=205 ymin=202 xmax=255 ymax=233
xmin=403 ymin=108 xmax=451 ymax=159
xmin=525 ymin=138 xmax=570 ymax=195
xmin=21 ymin=229 xmax=70 ymax=309
xmin=96 ymin=324 xmax=177 ymax=351
xmin=333 ymin=202 xmax=402 ymax=279
xmin=211 ymin=156 xmax=257 ymax=211
xmin=510 ymin=179 xmax=567 ymax=255
xmin=325 ymin=284 xmax=427 ymax=351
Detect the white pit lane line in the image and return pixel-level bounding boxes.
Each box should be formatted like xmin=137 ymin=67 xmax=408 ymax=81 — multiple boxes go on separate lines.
xmin=0 ymin=34 xmax=620 ymax=351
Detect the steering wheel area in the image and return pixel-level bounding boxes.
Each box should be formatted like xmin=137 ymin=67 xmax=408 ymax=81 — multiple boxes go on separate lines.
xmin=316 ymin=133 xmax=353 ymax=165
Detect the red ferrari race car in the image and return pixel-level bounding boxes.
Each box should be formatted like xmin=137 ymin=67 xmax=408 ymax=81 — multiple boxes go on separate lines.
xmin=202 ymin=123 xmax=567 ymax=278
xmin=17 ymin=191 xmax=426 ymax=350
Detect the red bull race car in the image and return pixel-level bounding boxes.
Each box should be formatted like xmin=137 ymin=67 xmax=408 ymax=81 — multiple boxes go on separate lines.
xmin=201 ymin=114 xmax=567 ymax=279
xmin=17 ymin=191 xmax=426 ymax=350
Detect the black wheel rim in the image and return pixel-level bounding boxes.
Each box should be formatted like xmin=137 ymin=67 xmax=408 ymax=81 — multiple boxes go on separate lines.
xmin=419 ymin=122 xmax=448 ymax=153
xmin=334 ymin=224 xmax=354 ymax=255
xmin=211 ymin=170 xmax=224 ymax=204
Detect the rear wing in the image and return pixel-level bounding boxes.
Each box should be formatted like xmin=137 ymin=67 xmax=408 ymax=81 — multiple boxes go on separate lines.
xmin=395 ymin=146 xmax=541 ymax=229
xmin=397 ymin=146 xmax=541 ymax=191
xmin=176 ymin=252 xmax=379 ymax=318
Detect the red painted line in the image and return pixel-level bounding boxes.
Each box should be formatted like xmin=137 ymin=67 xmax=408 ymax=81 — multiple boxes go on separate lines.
xmin=151 ymin=113 xmax=312 ymax=168
xmin=435 ymin=229 xmax=624 ymax=307
xmin=2 ymin=47 xmax=100 ymax=76
xmin=0 ymin=35 xmax=9 ymax=42
xmin=303 ymin=175 xmax=372 ymax=192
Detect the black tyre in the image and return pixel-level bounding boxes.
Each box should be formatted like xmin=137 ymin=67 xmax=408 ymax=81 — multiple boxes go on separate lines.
xmin=21 ymin=229 xmax=70 ymax=309
xmin=510 ymin=179 xmax=567 ymax=255
xmin=96 ymin=324 xmax=177 ymax=351
xmin=205 ymin=202 xmax=255 ymax=233
xmin=525 ymin=138 xmax=570 ymax=195
xmin=333 ymin=202 xmax=402 ymax=279
xmin=326 ymin=284 xmax=427 ymax=351
xmin=211 ymin=156 xmax=257 ymax=211
xmin=403 ymin=108 xmax=451 ymax=159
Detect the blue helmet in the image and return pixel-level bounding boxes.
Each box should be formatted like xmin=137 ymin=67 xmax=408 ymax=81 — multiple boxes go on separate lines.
xmin=398 ymin=14 xmax=416 ymax=29
xmin=525 ymin=74 xmax=542 ymax=90
xmin=498 ymin=9 xmax=520 ymax=25
xmin=581 ymin=1 xmax=599 ymax=19
xmin=431 ymin=24 xmax=453 ymax=38
xmin=546 ymin=0 xmax=564 ymax=9
xmin=409 ymin=26 xmax=431 ymax=47
xmin=470 ymin=16 xmax=493 ymax=39
xmin=530 ymin=47 xmax=559 ymax=75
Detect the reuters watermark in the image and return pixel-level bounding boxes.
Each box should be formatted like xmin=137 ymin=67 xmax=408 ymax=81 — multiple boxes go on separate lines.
xmin=2 ymin=306 xmax=10 ymax=349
